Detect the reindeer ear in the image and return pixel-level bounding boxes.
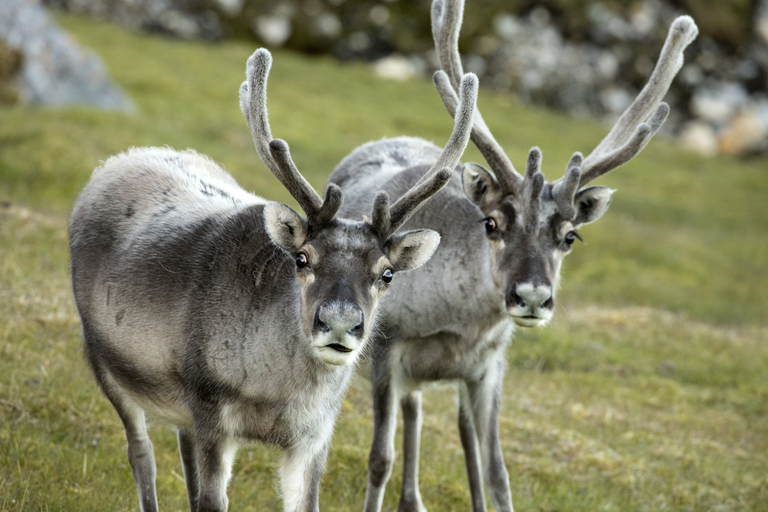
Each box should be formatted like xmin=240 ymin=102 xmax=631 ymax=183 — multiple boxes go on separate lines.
xmin=263 ymin=202 xmax=309 ymax=251
xmin=462 ymin=162 xmax=501 ymax=209
xmin=573 ymin=186 xmax=614 ymax=227
xmin=385 ymin=229 xmax=441 ymax=272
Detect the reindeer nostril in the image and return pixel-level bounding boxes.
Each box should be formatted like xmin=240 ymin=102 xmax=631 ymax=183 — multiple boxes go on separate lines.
xmin=313 ymin=310 xmax=330 ymax=333
xmin=348 ymin=320 xmax=364 ymax=337
xmin=510 ymin=290 xmax=525 ymax=308
xmin=541 ymin=296 xmax=554 ymax=309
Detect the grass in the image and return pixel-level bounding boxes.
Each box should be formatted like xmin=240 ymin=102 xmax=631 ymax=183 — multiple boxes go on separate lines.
xmin=1 ymin=13 xmax=767 ymax=511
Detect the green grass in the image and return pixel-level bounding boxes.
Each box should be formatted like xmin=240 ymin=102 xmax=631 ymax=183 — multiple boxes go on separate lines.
xmin=1 ymin=14 xmax=767 ymax=511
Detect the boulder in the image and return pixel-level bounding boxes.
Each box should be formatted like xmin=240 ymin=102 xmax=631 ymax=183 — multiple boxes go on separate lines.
xmin=678 ymin=121 xmax=718 ymax=157
xmin=718 ymin=108 xmax=768 ymax=156
xmin=0 ymin=0 xmax=133 ymax=111
xmin=44 ymin=0 xmax=221 ymax=40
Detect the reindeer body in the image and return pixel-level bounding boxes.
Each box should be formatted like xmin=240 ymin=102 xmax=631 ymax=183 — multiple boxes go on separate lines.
xmin=69 ymin=48 xmax=479 ymax=512
xmin=331 ymin=137 xmax=518 ymax=512
xmin=329 ymin=2 xmax=698 ymax=511
xmin=334 ymin=137 xmax=511 ymax=380
xmin=71 ymin=147 xmax=352 ymax=448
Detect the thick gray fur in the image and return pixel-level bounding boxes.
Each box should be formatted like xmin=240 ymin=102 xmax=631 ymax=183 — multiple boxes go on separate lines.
xmin=69 ymin=47 xmax=477 ymax=512
xmin=328 ymin=2 xmax=698 ymax=511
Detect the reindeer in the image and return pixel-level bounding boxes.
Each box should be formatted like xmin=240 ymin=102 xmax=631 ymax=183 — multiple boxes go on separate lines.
xmin=328 ymin=1 xmax=698 ymax=510
xmin=68 ymin=48 xmax=478 ymax=512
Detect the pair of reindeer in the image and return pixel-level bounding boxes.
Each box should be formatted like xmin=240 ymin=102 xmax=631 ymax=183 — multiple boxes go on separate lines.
xmin=69 ymin=1 xmax=698 ymax=511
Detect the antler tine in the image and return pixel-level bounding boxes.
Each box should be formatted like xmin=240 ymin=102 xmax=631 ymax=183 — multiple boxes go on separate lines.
xmin=371 ymin=191 xmax=391 ymax=238
xmin=368 ymin=72 xmax=476 ymax=239
xmin=371 ymin=71 xmax=476 ymax=237
xmin=431 ymin=0 xmax=465 ymax=91
xmin=413 ymin=72 xmax=478 ymax=189
xmin=579 ymin=103 xmax=669 ymax=185
xmin=431 ymin=0 xmax=523 ymax=195
xmin=523 ymin=148 xmax=545 ymax=233
xmin=552 ymin=166 xmax=582 ymax=221
xmin=241 ymin=48 xmax=324 ymax=217
xmin=387 ymin=168 xmax=453 ymax=237
xmin=577 ymin=16 xmax=698 ymax=187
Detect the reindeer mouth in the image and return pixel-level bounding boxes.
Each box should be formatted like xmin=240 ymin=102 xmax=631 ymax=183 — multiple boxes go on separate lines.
xmin=325 ymin=343 xmax=353 ymax=353
xmin=510 ymin=314 xmax=548 ymax=328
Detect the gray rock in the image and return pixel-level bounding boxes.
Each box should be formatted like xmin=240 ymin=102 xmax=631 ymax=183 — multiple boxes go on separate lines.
xmin=718 ymin=107 xmax=768 ymax=156
xmin=372 ymin=54 xmax=420 ymax=81
xmin=0 ymin=0 xmax=133 ymax=111
xmin=691 ymin=81 xmax=749 ymax=125
xmin=678 ymin=121 xmax=718 ymax=157
xmin=44 ymin=0 xmax=222 ymax=41
xmin=253 ymin=14 xmax=292 ymax=47
xmin=215 ymin=0 xmax=244 ymax=17
xmin=311 ymin=12 xmax=342 ymax=40
xmin=757 ymin=0 xmax=768 ymax=45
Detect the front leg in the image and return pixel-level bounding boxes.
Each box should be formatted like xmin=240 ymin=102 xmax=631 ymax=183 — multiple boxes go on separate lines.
xmin=178 ymin=427 xmax=200 ymax=512
xmin=458 ymin=382 xmax=488 ymax=512
xmin=466 ymin=353 xmax=514 ymax=512
xmin=364 ymin=356 xmax=400 ymax=512
xmin=398 ymin=391 xmax=427 ymax=512
xmin=279 ymin=432 xmax=331 ymax=512
xmin=194 ymin=423 xmax=239 ymax=512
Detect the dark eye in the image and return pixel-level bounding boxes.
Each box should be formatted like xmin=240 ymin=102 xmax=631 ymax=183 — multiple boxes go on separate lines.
xmin=296 ymin=252 xmax=309 ymax=269
xmin=381 ymin=268 xmax=393 ymax=284
xmin=564 ymin=231 xmax=582 ymax=246
xmin=483 ymin=217 xmax=497 ymax=234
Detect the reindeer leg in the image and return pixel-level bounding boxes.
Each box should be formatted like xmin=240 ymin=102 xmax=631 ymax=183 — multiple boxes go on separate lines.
xmin=88 ymin=358 xmax=159 ymax=512
xmin=194 ymin=418 xmax=238 ymax=512
xmin=178 ymin=427 xmax=200 ymax=511
xmin=466 ymin=353 xmax=513 ymax=512
xmin=365 ymin=356 xmax=400 ymax=512
xmin=458 ymin=381 xmax=488 ymax=512
xmin=398 ymin=391 xmax=427 ymax=512
xmin=279 ymin=433 xmax=331 ymax=512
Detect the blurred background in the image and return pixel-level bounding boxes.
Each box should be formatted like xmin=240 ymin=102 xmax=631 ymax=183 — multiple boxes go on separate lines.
xmin=3 ymin=0 xmax=768 ymax=157
xmin=1 ymin=1 xmax=767 ymax=511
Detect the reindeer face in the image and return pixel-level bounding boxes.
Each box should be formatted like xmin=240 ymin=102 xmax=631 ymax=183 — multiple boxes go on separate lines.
xmin=264 ymin=203 xmax=440 ymax=365
xmin=462 ymin=161 xmax=614 ymax=328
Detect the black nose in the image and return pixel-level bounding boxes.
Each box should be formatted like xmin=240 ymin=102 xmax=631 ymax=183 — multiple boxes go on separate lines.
xmin=507 ymin=288 xmax=525 ymax=308
xmin=506 ymin=284 xmax=554 ymax=309
xmin=347 ymin=319 xmax=364 ymax=337
xmin=313 ymin=302 xmax=364 ymax=335
xmin=313 ymin=309 xmax=330 ymax=333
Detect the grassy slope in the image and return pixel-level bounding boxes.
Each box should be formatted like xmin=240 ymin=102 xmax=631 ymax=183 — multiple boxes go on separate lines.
xmin=1 ymin=14 xmax=766 ymax=511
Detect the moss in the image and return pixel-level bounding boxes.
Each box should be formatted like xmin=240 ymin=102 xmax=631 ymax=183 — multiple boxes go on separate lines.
xmin=0 ymin=39 xmax=22 ymax=105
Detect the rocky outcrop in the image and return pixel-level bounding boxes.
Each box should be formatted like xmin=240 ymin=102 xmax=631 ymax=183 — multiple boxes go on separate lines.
xmin=41 ymin=0 xmax=768 ymax=156
xmin=0 ymin=0 xmax=133 ymax=111
xmin=44 ymin=0 xmax=222 ymax=40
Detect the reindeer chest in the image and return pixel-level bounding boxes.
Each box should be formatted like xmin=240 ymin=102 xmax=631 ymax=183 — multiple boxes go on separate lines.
xmin=391 ymin=319 xmax=514 ymax=384
xmin=219 ymin=368 xmax=351 ymax=448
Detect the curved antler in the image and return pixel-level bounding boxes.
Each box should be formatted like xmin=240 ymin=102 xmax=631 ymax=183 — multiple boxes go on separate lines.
xmin=576 ymin=17 xmax=698 ymax=188
xmin=240 ymin=49 xmax=341 ymax=225
xmin=431 ymin=0 xmax=523 ymax=196
xmin=370 ymin=72 xmax=478 ymax=238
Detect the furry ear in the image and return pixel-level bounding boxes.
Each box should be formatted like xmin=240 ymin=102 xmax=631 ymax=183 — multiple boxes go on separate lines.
xmin=462 ymin=162 xmax=501 ymax=209
xmin=263 ymin=202 xmax=309 ymax=251
xmin=386 ymin=229 xmax=441 ymax=272
xmin=573 ymin=186 xmax=614 ymax=227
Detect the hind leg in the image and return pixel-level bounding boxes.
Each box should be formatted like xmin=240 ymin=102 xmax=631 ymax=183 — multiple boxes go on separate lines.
xmin=98 ymin=371 xmax=159 ymax=512
xmin=178 ymin=427 xmax=200 ymax=511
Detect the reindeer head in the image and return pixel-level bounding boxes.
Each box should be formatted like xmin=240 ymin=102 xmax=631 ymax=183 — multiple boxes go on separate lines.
xmin=431 ymin=0 xmax=698 ymax=327
xmin=242 ymin=49 xmax=477 ymax=363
